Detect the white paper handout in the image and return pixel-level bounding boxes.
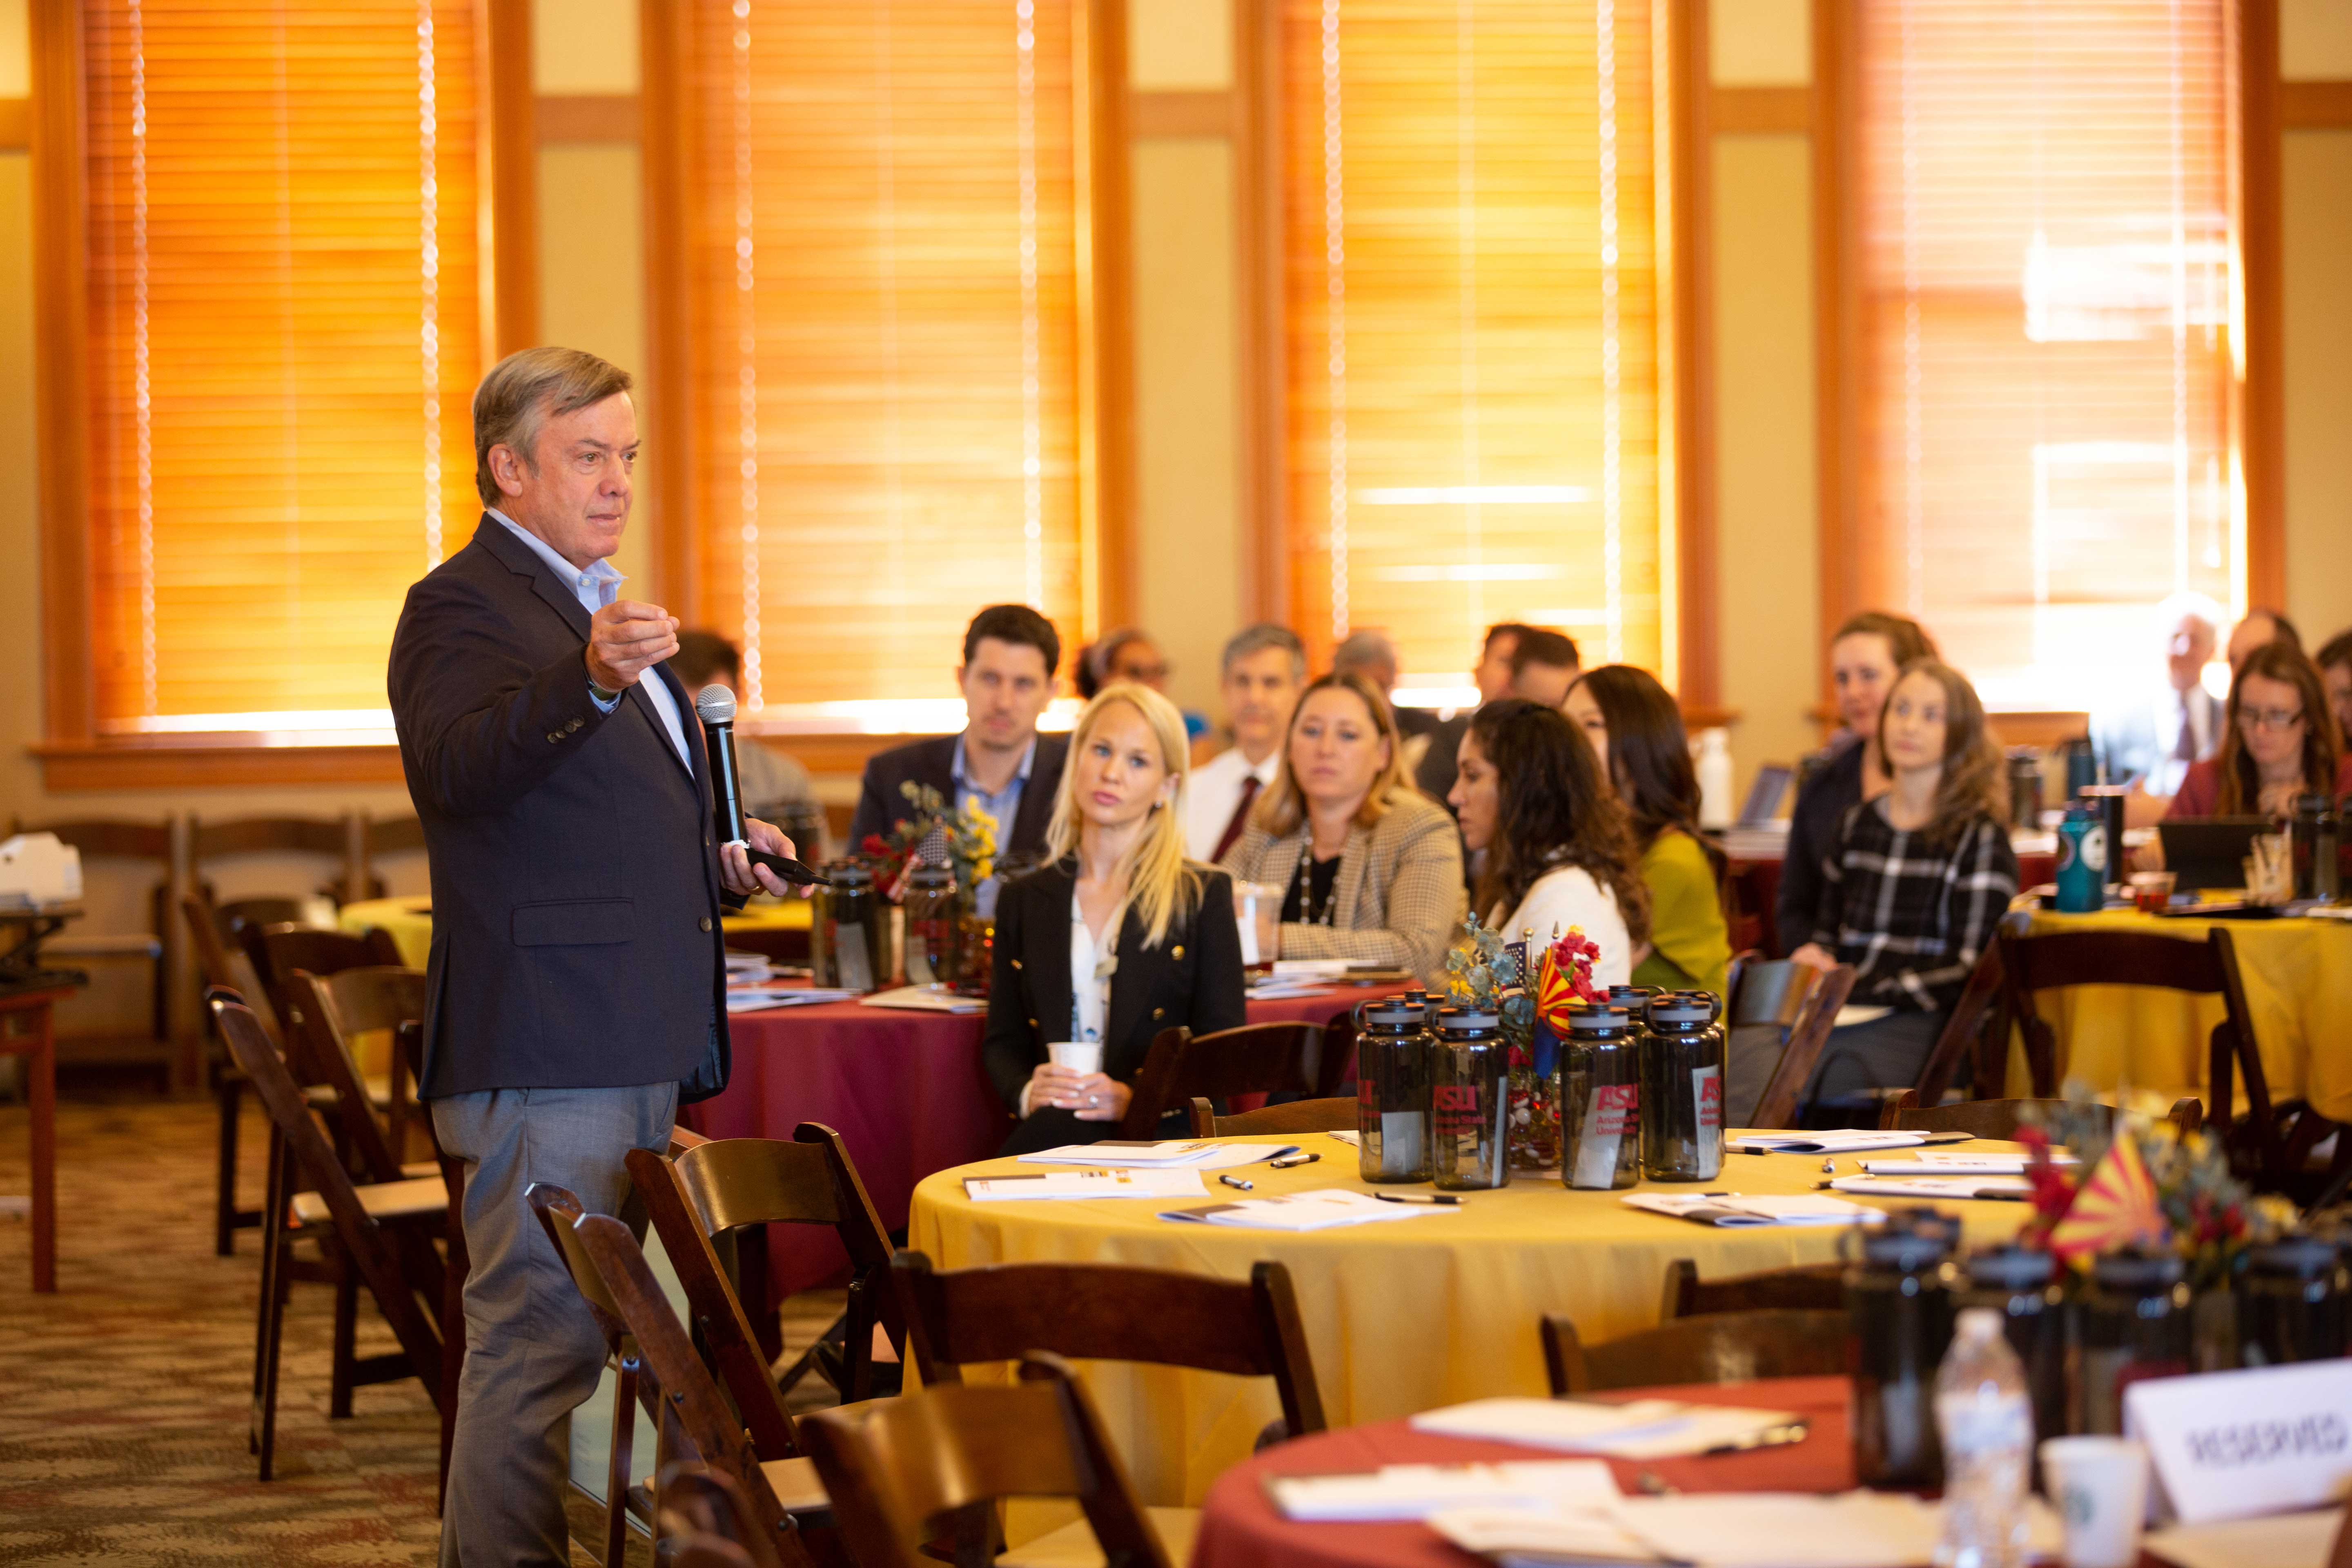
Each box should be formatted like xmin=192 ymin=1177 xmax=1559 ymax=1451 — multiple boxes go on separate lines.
xmin=1158 ymin=1188 xmax=1457 ymax=1231
xmin=1016 ymin=1140 xmax=1298 ymax=1170
xmin=1409 ymin=1398 xmax=1807 ymax=1461
xmin=1265 ymin=1459 xmax=1619 ymax=1522
xmin=962 ymin=1169 xmax=1207 ymax=1202
xmin=1728 ymin=1130 xmax=1934 ymax=1154
xmin=856 ymin=984 xmax=986 ymax=1013
xmin=2143 ymin=1508 xmax=2346 ymax=1568
xmin=1433 ymin=1491 xmax=2058 ymax=1568
xmin=1827 ymin=1174 xmax=2031 ymax=1201
xmin=1860 ymin=1149 xmax=2074 ymax=1174
xmin=1622 ymin=1192 xmax=1885 ymax=1228
xmin=724 ymin=987 xmax=862 ymax=1013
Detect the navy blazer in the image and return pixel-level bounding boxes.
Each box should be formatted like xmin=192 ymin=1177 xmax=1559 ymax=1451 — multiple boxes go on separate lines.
xmin=980 ymin=860 xmax=1246 ymax=1114
xmin=387 ymin=515 xmax=735 ymax=1099
xmin=847 ymin=733 xmax=1067 ymax=860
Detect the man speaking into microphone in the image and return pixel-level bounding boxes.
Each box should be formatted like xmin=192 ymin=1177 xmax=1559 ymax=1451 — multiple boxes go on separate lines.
xmin=388 ymin=346 xmax=795 ymax=1566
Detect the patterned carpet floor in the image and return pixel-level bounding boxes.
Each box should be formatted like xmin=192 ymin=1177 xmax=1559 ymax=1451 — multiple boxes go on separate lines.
xmin=0 ymin=1097 xmax=843 ymax=1568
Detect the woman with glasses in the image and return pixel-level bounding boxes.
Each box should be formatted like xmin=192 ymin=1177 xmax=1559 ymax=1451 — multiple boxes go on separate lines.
xmin=2165 ymin=641 xmax=2350 ymax=819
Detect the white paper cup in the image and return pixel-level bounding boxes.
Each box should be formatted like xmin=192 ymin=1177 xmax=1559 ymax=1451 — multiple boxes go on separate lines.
xmin=1048 ymin=1040 xmax=1104 ymax=1076
xmin=2039 ymin=1436 xmax=2150 ymax=1568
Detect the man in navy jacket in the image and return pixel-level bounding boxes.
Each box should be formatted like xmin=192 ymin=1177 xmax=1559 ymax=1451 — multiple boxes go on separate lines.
xmin=389 ymin=347 xmax=793 ymax=1566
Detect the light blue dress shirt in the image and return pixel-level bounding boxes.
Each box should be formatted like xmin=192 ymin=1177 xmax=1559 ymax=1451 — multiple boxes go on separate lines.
xmin=950 ymin=733 xmax=1036 ymax=841
xmin=490 ymin=509 xmax=691 ymax=768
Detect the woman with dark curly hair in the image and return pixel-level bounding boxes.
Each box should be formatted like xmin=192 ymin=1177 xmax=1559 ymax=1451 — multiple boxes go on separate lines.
xmin=1791 ymin=659 xmax=2017 ymax=1103
xmin=1446 ymin=699 xmax=1647 ymax=986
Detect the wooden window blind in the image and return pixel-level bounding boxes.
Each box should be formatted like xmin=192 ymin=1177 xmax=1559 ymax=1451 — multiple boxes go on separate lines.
xmin=81 ymin=0 xmax=484 ymax=734
xmin=1281 ymin=0 xmax=1667 ymax=699
xmin=677 ymin=2 xmax=1087 ymax=718
xmin=1854 ymin=0 xmax=2241 ymax=710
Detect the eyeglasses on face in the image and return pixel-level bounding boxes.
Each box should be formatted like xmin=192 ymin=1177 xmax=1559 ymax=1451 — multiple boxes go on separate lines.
xmin=2238 ymin=706 xmax=2305 ymax=732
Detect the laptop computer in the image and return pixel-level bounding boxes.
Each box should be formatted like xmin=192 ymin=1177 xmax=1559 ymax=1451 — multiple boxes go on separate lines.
xmin=1737 ymin=764 xmax=1793 ymax=829
xmin=2156 ymin=817 xmax=2273 ymax=892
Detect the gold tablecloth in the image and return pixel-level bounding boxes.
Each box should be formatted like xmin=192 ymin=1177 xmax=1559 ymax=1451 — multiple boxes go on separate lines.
xmin=2015 ymin=908 xmax=2352 ymax=1121
xmin=337 ymin=893 xmax=813 ymax=973
xmin=906 ymin=1135 xmax=2030 ymax=1510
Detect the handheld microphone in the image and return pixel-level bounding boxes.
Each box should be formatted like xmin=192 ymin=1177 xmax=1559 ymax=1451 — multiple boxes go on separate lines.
xmin=693 ymin=684 xmax=830 ymax=887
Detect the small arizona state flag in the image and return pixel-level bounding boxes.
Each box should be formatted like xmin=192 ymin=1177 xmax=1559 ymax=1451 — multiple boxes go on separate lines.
xmin=2047 ymin=1131 xmax=2168 ymax=1262
xmin=1536 ymin=947 xmax=1582 ymax=1037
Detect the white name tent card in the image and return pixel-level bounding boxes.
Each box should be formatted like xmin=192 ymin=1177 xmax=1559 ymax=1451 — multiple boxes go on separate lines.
xmin=2125 ymin=1361 xmax=2352 ymax=1525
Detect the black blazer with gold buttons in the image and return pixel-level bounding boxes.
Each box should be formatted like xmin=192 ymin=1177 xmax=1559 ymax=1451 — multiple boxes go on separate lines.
xmin=981 ymin=859 xmax=1247 ymax=1114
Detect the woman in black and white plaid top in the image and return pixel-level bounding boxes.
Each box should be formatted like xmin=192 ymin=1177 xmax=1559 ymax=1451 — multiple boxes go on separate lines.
xmin=1791 ymin=659 xmax=2019 ymax=1104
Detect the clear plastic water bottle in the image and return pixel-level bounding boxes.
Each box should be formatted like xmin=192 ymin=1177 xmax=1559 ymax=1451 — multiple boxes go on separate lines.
xmin=1935 ymin=1307 xmax=2034 ymax=1568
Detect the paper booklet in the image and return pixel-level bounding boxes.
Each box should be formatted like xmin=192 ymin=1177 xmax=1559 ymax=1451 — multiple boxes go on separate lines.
xmin=1017 ymin=1140 xmax=1298 ymax=1170
xmin=962 ymin=1169 xmax=1207 ymax=1202
xmin=1409 ymin=1398 xmax=1807 ymax=1461
xmin=1158 ymin=1188 xmax=1457 ymax=1231
xmin=1266 ymin=1459 xmax=1618 ymax=1523
xmin=1727 ymin=1130 xmax=1939 ymax=1154
xmin=856 ymin=984 xmax=986 ymax=1013
xmin=725 ymin=987 xmax=862 ymax=1013
xmin=1622 ymin=1192 xmax=1885 ymax=1228
xmin=1827 ymin=1174 xmax=2030 ymax=1201
xmin=1860 ymin=1149 xmax=2074 ymax=1174
xmin=1431 ymin=1490 xmax=2063 ymax=1568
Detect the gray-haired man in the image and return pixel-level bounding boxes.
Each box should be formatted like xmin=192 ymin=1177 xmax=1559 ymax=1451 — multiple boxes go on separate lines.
xmin=1185 ymin=623 xmax=1306 ymax=862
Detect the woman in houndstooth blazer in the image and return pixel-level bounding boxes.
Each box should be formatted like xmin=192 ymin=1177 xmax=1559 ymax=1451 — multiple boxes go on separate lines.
xmin=1219 ymin=670 xmax=1467 ymax=988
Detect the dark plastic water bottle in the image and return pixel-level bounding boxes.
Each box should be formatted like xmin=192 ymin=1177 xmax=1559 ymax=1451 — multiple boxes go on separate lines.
xmin=1846 ymin=1210 xmax=1960 ymax=1489
xmin=1352 ymin=997 xmax=1433 ymax=1183
xmin=1428 ymin=1006 xmax=1509 ymax=1190
xmin=1559 ymin=1002 xmax=1642 ymax=1190
xmin=1639 ymin=991 xmax=1727 ymax=1182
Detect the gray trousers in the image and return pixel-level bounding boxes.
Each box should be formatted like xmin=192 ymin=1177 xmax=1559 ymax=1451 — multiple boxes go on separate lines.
xmin=432 ymin=1082 xmax=679 ymax=1568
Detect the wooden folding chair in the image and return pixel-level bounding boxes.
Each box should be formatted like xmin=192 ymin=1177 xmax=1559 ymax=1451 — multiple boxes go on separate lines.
xmin=183 ymin=888 xmax=272 ymax=1255
xmin=627 ymin=1124 xmax=902 ymax=1422
xmin=1878 ymin=1090 xmax=2204 ymax=1142
xmin=800 ymin=1352 xmax=1172 ymax=1568
xmin=208 ymin=992 xmax=447 ymax=1479
xmin=1657 ymin=1258 xmax=1845 ymax=1320
xmin=1998 ymin=926 xmax=2301 ymax=1187
xmin=892 ymin=1249 xmax=1324 ymax=1566
xmin=1540 ymin=1309 xmax=1849 ymax=1396
xmin=1747 ymin=963 xmax=1857 ymax=1127
xmin=660 ymin=1465 xmax=793 ymax=1568
xmin=1118 ymin=1021 xmax=1326 ymax=1138
xmin=1185 ymin=1095 xmax=1356 ymax=1138
xmin=1908 ymin=943 xmax=2008 ymax=1107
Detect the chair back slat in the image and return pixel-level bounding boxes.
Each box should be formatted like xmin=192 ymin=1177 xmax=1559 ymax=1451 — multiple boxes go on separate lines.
xmin=180 ymin=889 xmax=243 ymax=994
xmin=1911 ymin=944 xmax=2007 ymax=1106
xmin=1120 ymin=1021 xmax=1324 ymax=1138
xmin=14 ymin=816 xmax=174 ymax=861
xmin=1540 ymin=1308 xmax=1848 ymax=1395
xmin=289 ymin=967 xmax=423 ymax=1183
xmin=799 ymin=1353 xmax=1171 ymax=1568
xmin=193 ymin=813 xmax=350 ymax=860
xmin=1726 ymin=958 xmax=1814 ymax=1029
xmin=1748 ymin=964 xmax=1857 ymax=1127
xmin=1187 ymin=1095 xmax=1356 ymax=1138
xmin=672 ymin=1137 xmax=844 ymax=1232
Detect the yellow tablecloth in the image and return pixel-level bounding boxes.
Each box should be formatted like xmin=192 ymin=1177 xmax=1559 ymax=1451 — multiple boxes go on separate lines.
xmin=338 ymin=893 xmax=812 ymax=973
xmin=906 ymin=1135 xmax=2030 ymax=1510
xmin=2016 ymin=907 xmax=2352 ymax=1121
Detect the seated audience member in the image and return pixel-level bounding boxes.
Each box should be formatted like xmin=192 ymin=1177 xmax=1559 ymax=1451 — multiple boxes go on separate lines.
xmin=1223 ymin=671 xmax=1468 ymax=987
xmin=2316 ymin=629 xmax=2352 ymax=746
xmin=1447 ymin=699 xmax=1642 ymax=986
xmin=984 ymin=684 xmax=1244 ymax=1155
xmin=672 ymin=630 xmax=828 ymax=860
xmin=1415 ymin=621 xmax=1541 ymax=801
xmin=1562 ymin=667 xmax=1732 ymax=996
xmin=1333 ymin=627 xmax=1438 ymax=733
xmin=1775 ymin=610 xmax=1940 ymax=956
xmin=2226 ymin=606 xmax=2301 ymax=673
xmin=2164 ymin=640 xmax=2350 ymax=820
xmin=1184 ymin=623 xmax=1305 ymax=861
xmin=1791 ymin=661 xmax=2018 ymax=1102
xmin=849 ymin=604 xmax=1068 ymax=860
xmin=2090 ymin=595 xmax=2223 ymax=828
xmin=1078 ymin=627 xmax=1209 ymax=742
xmin=1506 ymin=628 xmax=1582 ymax=708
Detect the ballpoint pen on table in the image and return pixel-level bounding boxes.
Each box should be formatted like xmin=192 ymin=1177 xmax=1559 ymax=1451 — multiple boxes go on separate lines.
xmin=1220 ymin=1174 xmax=1254 ymax=1191
xmin=1374 ymin=1192 xmax=1464 ymax=1206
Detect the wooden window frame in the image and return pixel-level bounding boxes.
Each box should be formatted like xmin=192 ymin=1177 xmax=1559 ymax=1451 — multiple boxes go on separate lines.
xmin=27 ymin=0 xmax=538 ymax=790
xmin=1809 ymin=0 xmax=2286 ymax=729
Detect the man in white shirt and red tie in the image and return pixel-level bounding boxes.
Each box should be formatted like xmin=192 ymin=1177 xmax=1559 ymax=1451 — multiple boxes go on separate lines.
xmin=2094 ymin=593 xmax=2226 ymax=826
xmin=1185 ymin=624 xmax=1306 ymax=862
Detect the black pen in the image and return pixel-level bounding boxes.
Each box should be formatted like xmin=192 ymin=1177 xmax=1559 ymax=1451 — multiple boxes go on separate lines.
xmin=1220 ymin=1174 xmax=1254 ymax=1192
xmin=1374 ymin=1192 xmax=1464 ymax=1206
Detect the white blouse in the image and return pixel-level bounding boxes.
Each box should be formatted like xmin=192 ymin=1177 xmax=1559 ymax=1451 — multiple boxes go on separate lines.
xmin=1069 ymin=891 xmax=1112 ymax=1048
xmin=1487 ymin=865 xmax=1633 ymax=989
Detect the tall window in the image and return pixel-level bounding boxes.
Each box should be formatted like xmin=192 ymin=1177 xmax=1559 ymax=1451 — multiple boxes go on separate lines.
xmin=1282 ymin=0 xmax=1667 ymax=700
xmin=1854 ymin=0 xmax=2241 ymax=708
xmin=676 ymin=1 xmax=1087 ymax=720
xmin=81 ymin=0 xmax=484 ymax=733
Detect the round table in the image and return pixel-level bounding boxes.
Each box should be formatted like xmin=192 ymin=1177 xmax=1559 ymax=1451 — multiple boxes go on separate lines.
xmin=2016 ymin=904 xmax=2352 ymax=1121
xmin=338 ymin=893 xmax=812 ymax=972
xmin=907 ymin=1137 xmax=2032 ymax=1507
xmin=1191 ymin=1376 xmax=1851 ymax=1568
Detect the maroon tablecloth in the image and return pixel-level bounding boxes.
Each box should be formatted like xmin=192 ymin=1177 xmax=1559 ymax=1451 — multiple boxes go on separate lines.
xmin=683 ymin=983 xmax=1405 ymax=1300
xmin=1192 ymin=1377 xmax=1853 ymax=1568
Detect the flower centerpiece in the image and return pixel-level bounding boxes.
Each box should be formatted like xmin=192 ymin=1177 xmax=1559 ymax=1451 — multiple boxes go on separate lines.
xmin=862 ymin=782 xmax=1000 ymax=990
xmin=1443 ymin=916 xmax=1603 ymax=1172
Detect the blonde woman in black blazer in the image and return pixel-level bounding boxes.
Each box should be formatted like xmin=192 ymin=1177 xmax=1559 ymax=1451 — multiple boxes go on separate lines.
xmin=983 ymin=683 xmax=1246 ymax=1156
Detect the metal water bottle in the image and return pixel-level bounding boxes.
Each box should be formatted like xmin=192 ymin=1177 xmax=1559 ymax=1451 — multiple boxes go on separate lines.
xmin=1559 ymin=1002 xmax=1642 ymax=1190
xmin=2291 ymin=795 xmax=2341 ymax=901
xmin=1428 ymin=1005 xmax=1510 ymax=1190
xmin=1639 ymin=990 xmax=1727 ymax=1182
xmin=2054 ymin=804 xmax=2104 ymax=913
xmin=1352 ymin=997 xmax=1433 ymax=1183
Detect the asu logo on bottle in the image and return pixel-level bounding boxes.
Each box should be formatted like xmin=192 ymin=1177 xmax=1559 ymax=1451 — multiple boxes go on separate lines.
xmin=1592 ymin=1082 xmax=1639 ymax=1136
xmin=1432 ymin=1083 xmax=1483 ymax=1136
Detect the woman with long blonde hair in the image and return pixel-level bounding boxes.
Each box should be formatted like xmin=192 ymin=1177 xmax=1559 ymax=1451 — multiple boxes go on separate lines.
xmin=1790 ymin=659 xmax=2018 ymax=1107
xmin=982 ymin=682 xmax=1245 ymax=1154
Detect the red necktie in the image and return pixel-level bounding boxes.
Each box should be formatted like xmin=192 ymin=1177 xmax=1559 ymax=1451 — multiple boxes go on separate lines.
xmin=1212 ymin=775 xmax=1261 ymax=863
